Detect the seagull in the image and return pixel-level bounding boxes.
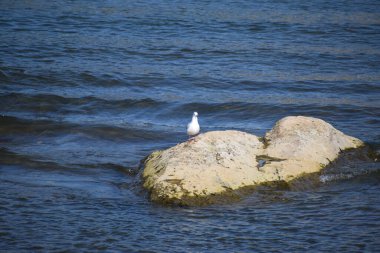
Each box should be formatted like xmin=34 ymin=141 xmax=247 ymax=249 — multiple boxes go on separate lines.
xmin=187 ymin=112 xmax=200 ymax=140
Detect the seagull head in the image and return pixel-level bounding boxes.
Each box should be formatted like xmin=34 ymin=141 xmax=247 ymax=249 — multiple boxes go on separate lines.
xmin=193 ymin=112 xmax=198 ymax=117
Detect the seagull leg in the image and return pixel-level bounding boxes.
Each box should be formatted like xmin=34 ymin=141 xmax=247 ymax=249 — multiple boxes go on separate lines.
xmin=189 ymin=132 xmax=201 ymax=142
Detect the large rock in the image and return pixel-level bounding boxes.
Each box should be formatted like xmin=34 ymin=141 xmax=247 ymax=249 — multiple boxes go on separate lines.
xmin=261 ymin=116 xmax=364 ymax=182
xmin=142 ymin=116 xmax=364 ymax=205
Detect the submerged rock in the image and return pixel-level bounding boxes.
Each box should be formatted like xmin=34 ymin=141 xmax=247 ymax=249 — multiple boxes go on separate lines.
xmin=142 ymin=116 xmax=365 ymax=206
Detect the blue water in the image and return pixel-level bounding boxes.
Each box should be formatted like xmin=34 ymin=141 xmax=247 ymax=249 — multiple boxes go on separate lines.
xmin=1 ymin=0 xmax=380 ymax=252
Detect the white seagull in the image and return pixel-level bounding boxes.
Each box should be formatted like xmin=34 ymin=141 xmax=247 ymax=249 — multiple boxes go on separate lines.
xmin=187 ymin=112 xmax=200 ymax=139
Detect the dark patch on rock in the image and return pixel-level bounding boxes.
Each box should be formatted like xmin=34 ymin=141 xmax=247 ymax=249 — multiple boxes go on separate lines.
xmin=258 ymin=136 xmax=270 ymax=149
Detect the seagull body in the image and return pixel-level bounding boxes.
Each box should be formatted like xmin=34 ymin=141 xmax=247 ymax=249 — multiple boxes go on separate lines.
xmin=187 ymin=112 xmax=200 ymax=138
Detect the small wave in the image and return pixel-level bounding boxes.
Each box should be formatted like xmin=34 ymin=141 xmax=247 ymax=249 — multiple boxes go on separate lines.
xmin=0 ymin=115 xmax=173 ymax=142
xmin=0 ymin=115 xmax=73 ymax=136
xmin=320 ymin=147 xmax=380 ymax=183
xmin=78 ymin=71 xmax=127 ymax=87
xmin=319 ymin=173 xmax=355 ymax=183
xmin=0 ymin=147 xmax=69 ymax=171
xmin=320 ymin=166 xmax=380 ymax=183
xmin=0 ymin=69 xmax=10 ymax=80
xmin=176 ymin=101 xmax=360 ymax=121
xmin=0 ymin=92 xmax=167 ymax=115
xmin=0 ymin=148 xmax=137 ymax=176
xmin=76 ymin=162 xmax=138 ymax=176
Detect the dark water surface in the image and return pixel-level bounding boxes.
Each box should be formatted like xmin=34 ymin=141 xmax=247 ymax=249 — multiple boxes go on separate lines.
xmin=1 ymin=0 xmax=380 ymax=252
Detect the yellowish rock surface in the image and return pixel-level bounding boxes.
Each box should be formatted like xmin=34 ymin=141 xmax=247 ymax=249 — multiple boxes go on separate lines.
xmin=142 ymin=116 xmax=364 ymax=205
